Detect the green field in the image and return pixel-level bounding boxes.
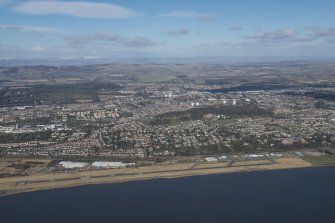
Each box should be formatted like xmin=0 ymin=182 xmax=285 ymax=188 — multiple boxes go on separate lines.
xmin=302 ymin=154 xmax=335 ymax=165
xmin=0 ymin=82 xmax=121 ymax=107
xmin=149 ymin=105 xmax=273 ymax=126
xmin=139 ymin=75 xmax=174 ymax=83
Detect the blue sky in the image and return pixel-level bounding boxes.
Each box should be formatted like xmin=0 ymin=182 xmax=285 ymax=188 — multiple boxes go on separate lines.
xmin=1 ymin=0 xmax=335 ymax=59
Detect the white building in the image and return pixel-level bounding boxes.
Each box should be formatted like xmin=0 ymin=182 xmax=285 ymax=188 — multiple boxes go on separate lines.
xmin=59 ymin=161 xmax=88 ymax=169
xmin=92 ymin=161 xmax=135 ymax=168
xmin=205 ymin=157 xmax=218 ymax=162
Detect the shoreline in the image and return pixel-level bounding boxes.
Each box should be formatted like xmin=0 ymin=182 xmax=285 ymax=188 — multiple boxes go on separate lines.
xmin=0 ymin=157 xmax=318 ymax=197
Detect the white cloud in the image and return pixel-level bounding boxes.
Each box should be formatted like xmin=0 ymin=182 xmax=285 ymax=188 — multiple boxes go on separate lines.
xmin=32 ymin=46 xmax=45 ymax=52
xmin=157 ymin=11 xmax=216 ymax=22
xmin=13 ymin=1 xmax=141 ymax=19
xmin=306 ymin=27 xmax=335 ymax=42
xmin=0 ymin=24 xmax=66 ymax=34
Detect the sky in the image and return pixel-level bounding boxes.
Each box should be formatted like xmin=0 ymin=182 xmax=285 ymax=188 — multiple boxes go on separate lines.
xmin=1 ymin=0 xmax=335 ymax=60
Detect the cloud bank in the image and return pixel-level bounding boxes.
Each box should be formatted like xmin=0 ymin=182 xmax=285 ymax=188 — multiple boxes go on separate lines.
xmin=13 ymin=1 xmax=141 ymax=19
xmin=158 ymin=11 xmax=216 ymax=22
xmin=65 ymin=33 xmax=159 ymax=48
xmin=167 ymin=29 xmax=191 ymax=36
xmin=245 ymin=28 xmax=298 ymax=41
xmin=0 ymin=24 xmax=66 ymax=34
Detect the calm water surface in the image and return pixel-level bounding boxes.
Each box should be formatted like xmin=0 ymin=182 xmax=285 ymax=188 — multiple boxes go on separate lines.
xmin=1 ymin=167 xmax=335 ymax=223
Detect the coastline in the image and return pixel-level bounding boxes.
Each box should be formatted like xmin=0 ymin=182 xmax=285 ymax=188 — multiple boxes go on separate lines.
xmin=0 ymin=157 xmax=315 ymax=197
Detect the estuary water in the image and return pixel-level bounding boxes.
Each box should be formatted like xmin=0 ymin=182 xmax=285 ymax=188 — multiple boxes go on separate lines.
xmin=1 ymin=166 xmax=335 ymax=223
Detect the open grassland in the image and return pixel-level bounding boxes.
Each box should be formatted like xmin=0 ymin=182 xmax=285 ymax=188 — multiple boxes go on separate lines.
xmin=194 ymin=162 xmax=230 ymax=169
xmin=139 ymin=75 xmax=175 ymax=83
xmin=0 ymin=159 xmax=51 ymax=178
xmin=302 ymin=154 xmax=335 ymax=165
xmin=0 ymin=157 xmax=311 ymax=197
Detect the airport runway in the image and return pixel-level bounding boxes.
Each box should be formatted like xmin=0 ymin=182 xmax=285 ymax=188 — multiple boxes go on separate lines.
xmin=16 ymin=159 xmax=276 ymax=186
